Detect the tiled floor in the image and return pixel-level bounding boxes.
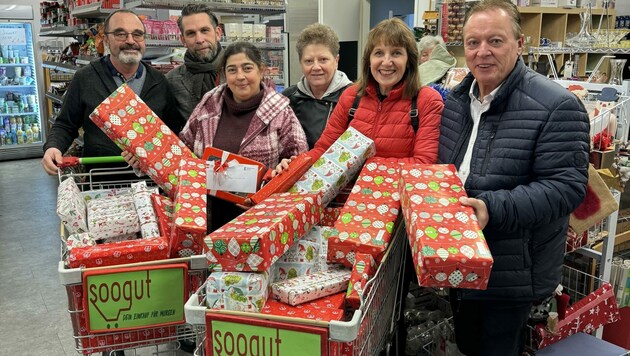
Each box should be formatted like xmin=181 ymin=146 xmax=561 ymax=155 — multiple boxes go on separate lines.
xmin=0 ymin=159 xmax=194 ymax=356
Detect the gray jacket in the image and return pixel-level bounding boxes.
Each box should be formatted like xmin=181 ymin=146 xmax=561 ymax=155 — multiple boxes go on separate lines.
xmin=438 ymin=58 xmax=590 ymax=301
xmin=166 ymin=61 xmax=221 ymax=121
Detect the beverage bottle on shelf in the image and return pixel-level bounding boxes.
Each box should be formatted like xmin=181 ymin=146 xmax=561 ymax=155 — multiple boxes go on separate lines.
xmin=16 ymin=116 xmax=22 ymax=129
xmin=6 ymin=129 xmax=13 ymax=144
xmin=25 ymin=124 xmax=33 ymax=143
xmin=16 ymin=126 xmax=24 ymax=144
xmin=0 ymin=128 xmax=5 ymax=145
xmin=9 ymin=116 xmax=16 ymax=132
xmin=32 ymin=122 xmax=40 ymax=142
xmin=3 ymin=117 xmax=9 ymax=131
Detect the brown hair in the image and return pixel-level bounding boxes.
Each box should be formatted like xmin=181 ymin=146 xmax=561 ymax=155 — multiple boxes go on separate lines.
xmin=356 ymin=17 xmax=420 ymax=98
xmin=464 ymin=0 xmax=522 ymax=39
xmin=177 ymin=3 xmax=219 ymax=34
xmin=295 ymin=23 xmax=340 ymax=60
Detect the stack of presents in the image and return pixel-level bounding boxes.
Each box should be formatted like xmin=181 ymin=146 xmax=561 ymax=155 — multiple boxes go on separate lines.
xmin=56 ymin=84 xmax=622 ymax=352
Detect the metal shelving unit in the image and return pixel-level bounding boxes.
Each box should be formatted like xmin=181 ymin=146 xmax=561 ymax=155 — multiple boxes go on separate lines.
xmin=125 ymin=0 xmax=285 ymax=15
xmin=40 ymin=25 xmax=85 ymax=37
xmin=70 ymin=2 xmax=115 ymax=18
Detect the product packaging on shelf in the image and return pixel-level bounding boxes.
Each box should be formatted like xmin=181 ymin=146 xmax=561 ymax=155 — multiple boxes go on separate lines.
xmin=205 ymin=270 xmax=270 ymax=312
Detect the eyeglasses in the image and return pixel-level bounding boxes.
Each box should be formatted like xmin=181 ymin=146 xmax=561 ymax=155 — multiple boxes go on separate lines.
xmin=105 ymin=31 xmax=146 ymax=42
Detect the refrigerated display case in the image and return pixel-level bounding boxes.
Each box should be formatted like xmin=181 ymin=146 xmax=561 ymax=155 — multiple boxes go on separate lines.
xmin=0 ymin=5 xmax=46 ymax=161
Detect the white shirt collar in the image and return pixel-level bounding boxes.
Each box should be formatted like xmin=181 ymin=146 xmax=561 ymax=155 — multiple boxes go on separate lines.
xmin=468 ymin=79 xmax=503 ymax=104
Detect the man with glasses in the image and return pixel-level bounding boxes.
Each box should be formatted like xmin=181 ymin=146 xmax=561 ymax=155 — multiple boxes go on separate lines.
xmin=166 ymin=3 xmax=223 ymax=121
xmin=42 ymin=9 xmax=185 ymax=175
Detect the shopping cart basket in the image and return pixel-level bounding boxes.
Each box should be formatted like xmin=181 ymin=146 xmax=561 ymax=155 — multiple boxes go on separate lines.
xmin=184 ymin=221 xmax=409 ymax=356
xmin=57 ymin=163 xmax=207 ymax=355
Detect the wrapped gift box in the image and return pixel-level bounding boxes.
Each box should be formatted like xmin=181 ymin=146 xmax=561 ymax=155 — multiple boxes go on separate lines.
xmin=328 ymin=158 xmax=401 ymax=267
xmin=290 ymin=127 xmax=375 ymax=206
xmin=320 ymin=207 xmax=342 ymax=227
xmin=131 ymin=181 xmax=160 ymax=238
xmin=271 ymin=267 xmax=351 ymax=306
xmin=206 ymin=192 xmax=323 ymax=272
xmin=303 ymin=226 xmax=331 ymax=272
xmin=66 ymin=233 xmax=96 ymax=251
xmin=279 ymin=239 xmax=319 ymax=264
xmin=250 ymin=154 xmax=313 ymax=205
xmin=346 ymin=253 xmax=377 ymax=309
xmin=535 ymin=283 xmax=620 ymax=349
xmin=89 ymin=83 xmax=196 ymax=198
xmin=57 ymin=177 xmax=88 ymax=234
xmin=202 ymin=147 xmax=267 ymax=205
xmin=205 ymin=271 xmax=270 ymax=312
xmin=308 ymin=292 xmax=346 ymax=310
xmin=260 ymin=300 xmax=344 ymax=322
xmin=400 ymin=164 xmax=493 ymax=290
xmin=87 ymin=193 xmax=141 ymax=241
xmin=171 ymin=158 xmax=208 ymax=258
xmin=67 ymin=236 xmax=169 ymax=268
xmin=151 ymin=194 xmax=174 ymax=238
xmin=272 ymin=261 xmax=318 ymax=282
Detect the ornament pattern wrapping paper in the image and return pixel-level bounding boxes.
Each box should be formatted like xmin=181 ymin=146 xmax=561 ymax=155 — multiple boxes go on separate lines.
xmin=271 ymin=267 xmax=351 ymax=306
xmin=205 ymin=271 xmax=270 ymax=312
xmin=535 ymin=283 xmax=620 ymax=349
xmin=206 ymin=192 xmax=323 ymax=272
xmin=400 ymin=164 xmax=493 ymax=290
xmin=67 ymin=235 xmax=169 ymax=269
xmin=89 ymin=83 xmax=196 ymax=198
xmin=346 ymin=253 xmax=377 ymax=309
xmin=290 ymin=126 xmax=375 ymax=206
xmin=151 ymin=194 xmax=174 ymax=239
xmin=57 ymin=177 xmax=88 ymax=234
xmin=171 ymin=158 xmax=208 ymax=258
xmin=328 ymin=158 xmax=401 ymax=267
xmin=250 ymin=153 xmax=312 ymax=204
xmin=320 ymin=207 xmax=342 ymax=227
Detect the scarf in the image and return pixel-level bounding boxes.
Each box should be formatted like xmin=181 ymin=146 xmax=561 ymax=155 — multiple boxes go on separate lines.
xmin=183 ymin=46 xmax=222 ymax=100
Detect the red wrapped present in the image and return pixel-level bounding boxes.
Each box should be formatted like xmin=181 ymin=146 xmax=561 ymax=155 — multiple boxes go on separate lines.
xmin=400 ymin=164 xmax=493 ymax=290
xmin=328 ymin=158 xmax=401 ymax=267
xmin=308 ymin=292 xmax=346 ymax=309
xmin=250 ymin=153 xmax=312 ymax=205
xmin=89 ymin=83 xmax=196 ymax=198
xmin=346 ymin=253 xmax=377 ymax=309
xmin=206 ymin=192 xmax=323 ymax=272
xmin=68 ymin=236 xmax=169 ymax=269
xmin=151 ymin=193 xmax=174 ymax=238
xmin=260 ymin=300 xmax=344 ymax=322
xmin=535 ymin=283 xmax=620 ymax=349
xmin=170 ymin=158 xmax=207 ymax=258
xmin=320 ymin=207 xmax=342 ymax=227
xmin=202 ymin=147 xmax=267 ymax=205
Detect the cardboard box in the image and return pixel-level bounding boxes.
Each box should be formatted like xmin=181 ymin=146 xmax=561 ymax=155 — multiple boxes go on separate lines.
xmin=590 ymin=149 xmax=616 ymax=170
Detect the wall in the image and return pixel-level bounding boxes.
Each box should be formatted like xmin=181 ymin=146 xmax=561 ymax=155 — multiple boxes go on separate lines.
xmin=616 ymin=1 xmax=630 ymax=16
xmin=369 ymin=0 xmax=414 ymax=28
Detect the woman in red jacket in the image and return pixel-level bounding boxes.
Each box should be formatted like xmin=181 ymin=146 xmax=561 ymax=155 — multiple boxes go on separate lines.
xmin=275 ymin=17 xmax=443 ymax=174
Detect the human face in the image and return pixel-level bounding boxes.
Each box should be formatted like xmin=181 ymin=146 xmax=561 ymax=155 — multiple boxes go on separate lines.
xmin=180 ymin=13 xmax=222 ymax=60
xmin=300 ymin=44 xmax=339 ymax=98
xmin=225 ymin=52 xmax=264 ymax=103
xmin=420 ymin=47 xmax=433 ymax=64
xmin=370 ymin=43 xmax=407 ymax=96
xmin=463 ymin=9 xmax=523 ymax=98
xmin=104 ymin=12 xmax=146 ymax=65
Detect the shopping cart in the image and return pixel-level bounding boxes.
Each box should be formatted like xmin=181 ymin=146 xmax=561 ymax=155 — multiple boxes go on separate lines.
xmin=57 ymin=162 xmax=207 ymax=355
xmin=184 ymin=221 xmax=409 ymax=356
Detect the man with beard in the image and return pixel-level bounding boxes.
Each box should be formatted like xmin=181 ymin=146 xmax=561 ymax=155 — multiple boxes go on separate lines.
xmin=166 ymin=3 xmax=223 ymax=121
xmin=41 ymin=9 xmax=184 ymax=175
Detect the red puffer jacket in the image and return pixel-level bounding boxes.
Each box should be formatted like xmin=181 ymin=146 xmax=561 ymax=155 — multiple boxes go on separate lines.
xmin=308 ymin=81 xmax=443 ymax=163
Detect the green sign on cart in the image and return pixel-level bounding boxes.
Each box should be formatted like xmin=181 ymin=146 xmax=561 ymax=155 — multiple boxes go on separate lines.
xmin=207 ymin=314 xmax=328 ymax=356
xmin=82 ymin=264 xmax=188 ymax=333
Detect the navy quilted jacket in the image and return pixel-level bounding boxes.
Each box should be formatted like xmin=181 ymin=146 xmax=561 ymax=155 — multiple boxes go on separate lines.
xmin=438 ymin=59 xmax=590 ymax=301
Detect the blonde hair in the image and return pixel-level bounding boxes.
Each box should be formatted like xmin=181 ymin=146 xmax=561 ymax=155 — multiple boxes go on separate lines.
xmin=296 ymin=23 xmax=340 ymax=60
xmin=356 ymin=18 xmax=420 ymax=98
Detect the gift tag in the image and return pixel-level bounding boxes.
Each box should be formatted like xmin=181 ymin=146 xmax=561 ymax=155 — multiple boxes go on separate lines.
xmin=207 ymin=161 xmax=260 ymax=194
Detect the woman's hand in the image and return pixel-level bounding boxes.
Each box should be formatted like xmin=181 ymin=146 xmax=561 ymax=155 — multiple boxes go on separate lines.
xmin=271 ymin=156 xmax=295 ymax=177
xmin=121 ymin=150 xmax=140 ymax=169
xmin=459 ymin=197 xmax=489 ymax=229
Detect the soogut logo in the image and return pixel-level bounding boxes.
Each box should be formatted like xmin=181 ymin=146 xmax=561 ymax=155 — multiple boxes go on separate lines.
xmin=88 ymin=270 xmax=153 ymax=326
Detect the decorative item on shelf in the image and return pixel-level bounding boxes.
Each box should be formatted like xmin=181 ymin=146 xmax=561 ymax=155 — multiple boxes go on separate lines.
xmin=608 ymin=58 xmax=626 ymax=85
xmin=566 ymin=5 xmax=596 ymax=48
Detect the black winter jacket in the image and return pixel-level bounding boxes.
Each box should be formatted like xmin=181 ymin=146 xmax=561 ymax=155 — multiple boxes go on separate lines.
xmin=44 ymin=57 xmax=185 ymax=158
xmin=283 ymin=82 xmax=351 ymax=149
xmin=438 ymin=59 xmax=590 ymax=301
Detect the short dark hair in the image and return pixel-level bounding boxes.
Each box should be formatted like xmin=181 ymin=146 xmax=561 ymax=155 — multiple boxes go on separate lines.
xmin=464 ymin=0 xmax=522 ymax=39
xmin=177 ymin=3 xmax=219 ymax=34
xmin=103 ymin=9 xmax=143 ymax=33
xmin=219 ymin=41 xmax=265 ymax=74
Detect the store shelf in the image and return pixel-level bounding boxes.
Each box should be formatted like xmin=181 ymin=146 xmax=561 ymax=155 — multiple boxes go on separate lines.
xmin=0 ymin=112 xmax=38 ymax=116
xmin=126 ymin=0 xmax=285 ymax=14
xmin=221 ymin=40 xmax=285 ymax=50
xmin=145 ymin=39 xmax=182 ymax=47
xmin=0 ymin=85 xmax=36 ymax=89
xmin=0 ymin=63 xmax=33 ymax=67
xmin=74 ymin=56 xmax=97 ymax=66
xmin=531 ymin=46 xmax=630 ymax=55
xmin=71 ymin=3 xmax=116 ymax=18
xmin=40 ymin=25 xmax=85 ymax=37
xmin=518 ymin=6 xmax=615 ymax=15
xmin=45 ymin=92 xmax=64 ymax=104
xmin=42 ymin=61 xmax=80 ymax=74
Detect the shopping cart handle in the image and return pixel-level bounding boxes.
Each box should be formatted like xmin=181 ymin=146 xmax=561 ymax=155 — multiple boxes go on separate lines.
xmin=58 ymin=156 xmax=126 ymax=168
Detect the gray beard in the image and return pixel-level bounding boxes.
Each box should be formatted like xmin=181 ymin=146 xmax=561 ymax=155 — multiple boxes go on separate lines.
xmin=192 ymin=45 xmax=218 ymax=61
xmin=117 ymin=50 xmax=143 ymax=64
